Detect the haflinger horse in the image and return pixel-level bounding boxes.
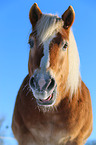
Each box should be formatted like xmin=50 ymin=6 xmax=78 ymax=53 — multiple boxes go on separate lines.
xmin=12 ymin=3 xmax=93 ymax=145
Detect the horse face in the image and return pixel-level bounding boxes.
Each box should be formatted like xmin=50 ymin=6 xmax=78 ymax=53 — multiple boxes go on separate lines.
xmin=28 ymin=3 xmax=75 ymax=107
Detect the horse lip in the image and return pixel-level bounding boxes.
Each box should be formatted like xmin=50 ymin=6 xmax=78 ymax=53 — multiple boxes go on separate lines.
xmin=36 ymin=85 xmax=57 ymax=106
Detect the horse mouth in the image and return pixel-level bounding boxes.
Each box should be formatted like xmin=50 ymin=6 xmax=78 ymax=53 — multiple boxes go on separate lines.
xmin=36 ymin=86 xmax=57 ymax=106
xmin=29 ymin=71 xmax=57 ymax=106
xmin=39 ymin=94 xmax=53 ymax=102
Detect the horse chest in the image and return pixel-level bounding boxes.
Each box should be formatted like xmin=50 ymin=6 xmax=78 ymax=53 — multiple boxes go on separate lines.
xmin=28 ymin=113 xmax=70 ymax=145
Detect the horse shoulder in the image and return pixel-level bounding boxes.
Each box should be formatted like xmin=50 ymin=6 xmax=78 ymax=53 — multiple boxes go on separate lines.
xmin=57 ymin=80 xmax=93 ymax=144
xmin=77 ymin=80 xmax=93 ymax=142
xmin=12 ymin=75 xmax=33 ymax=144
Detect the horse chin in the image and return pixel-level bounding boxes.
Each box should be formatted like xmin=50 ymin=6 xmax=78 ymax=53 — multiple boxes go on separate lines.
xmin=36 ymin=86 xmax=57 ymax=107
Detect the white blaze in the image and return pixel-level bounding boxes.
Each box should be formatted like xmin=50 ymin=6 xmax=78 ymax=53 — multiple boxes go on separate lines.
xmin=40 ymin=34 xmax=55 ymax=70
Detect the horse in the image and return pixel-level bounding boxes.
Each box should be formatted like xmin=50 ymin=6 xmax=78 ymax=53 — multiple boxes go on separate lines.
xmin=12 ymin=3 xmax=93 ymax=145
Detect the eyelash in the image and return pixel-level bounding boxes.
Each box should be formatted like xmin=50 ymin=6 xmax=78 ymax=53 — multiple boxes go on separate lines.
xmin=62 ymin=41 xmax=68 ymax=50
xmin=28 ymin=39 xmax=34 ymax=48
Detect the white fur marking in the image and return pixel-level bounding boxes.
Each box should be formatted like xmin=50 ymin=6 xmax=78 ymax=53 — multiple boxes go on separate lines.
xmin=40 ymin=34 xmax=55 ymax=70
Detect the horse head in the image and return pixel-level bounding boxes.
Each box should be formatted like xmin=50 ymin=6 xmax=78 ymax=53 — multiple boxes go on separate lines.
xmin=28 ymin=3 xmax=80 ymax=107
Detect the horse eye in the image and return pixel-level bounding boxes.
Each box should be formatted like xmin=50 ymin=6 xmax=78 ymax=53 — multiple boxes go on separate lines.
xmin=28 ymin=39 xmax=34 ymax=48
xmin=62 ymin=41 xmax=68 ymax=50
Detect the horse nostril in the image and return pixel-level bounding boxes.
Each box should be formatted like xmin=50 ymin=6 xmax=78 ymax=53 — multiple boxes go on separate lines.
xmin=29 ymin=73 xmax=56 ymax=94
xmin=30 ymin=76 xmax=35 ymax=89
xmin=47 ymin=78 xmax=56 ymax=91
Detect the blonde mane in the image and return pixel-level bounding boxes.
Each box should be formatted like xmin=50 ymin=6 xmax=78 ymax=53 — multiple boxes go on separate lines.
xmin=35 ymin=14 xmax=64 ymax=43
xmin=66 ymin=30 xmax=81 ymax=99
xmin=34 ymin=14 xmax=81 ymax=99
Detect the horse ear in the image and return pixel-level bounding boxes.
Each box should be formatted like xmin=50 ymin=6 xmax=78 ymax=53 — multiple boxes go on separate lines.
xmin=62 ymin=6 xmax=75 ymax=29
xmin=29 ymin=3 xmax=42 ymax=28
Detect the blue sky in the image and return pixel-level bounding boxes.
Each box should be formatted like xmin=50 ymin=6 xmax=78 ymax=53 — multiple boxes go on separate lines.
xmin=0 ymin=0 xmax=96 ymax=143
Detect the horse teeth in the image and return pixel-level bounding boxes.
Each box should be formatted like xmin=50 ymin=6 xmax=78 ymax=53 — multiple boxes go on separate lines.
xmin=39 ymin=93 xmax=53 ymax=103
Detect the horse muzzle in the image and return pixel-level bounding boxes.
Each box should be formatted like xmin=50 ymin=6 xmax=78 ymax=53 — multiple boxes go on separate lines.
xmin=29 ymin=70 xmax=57 ymax=106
